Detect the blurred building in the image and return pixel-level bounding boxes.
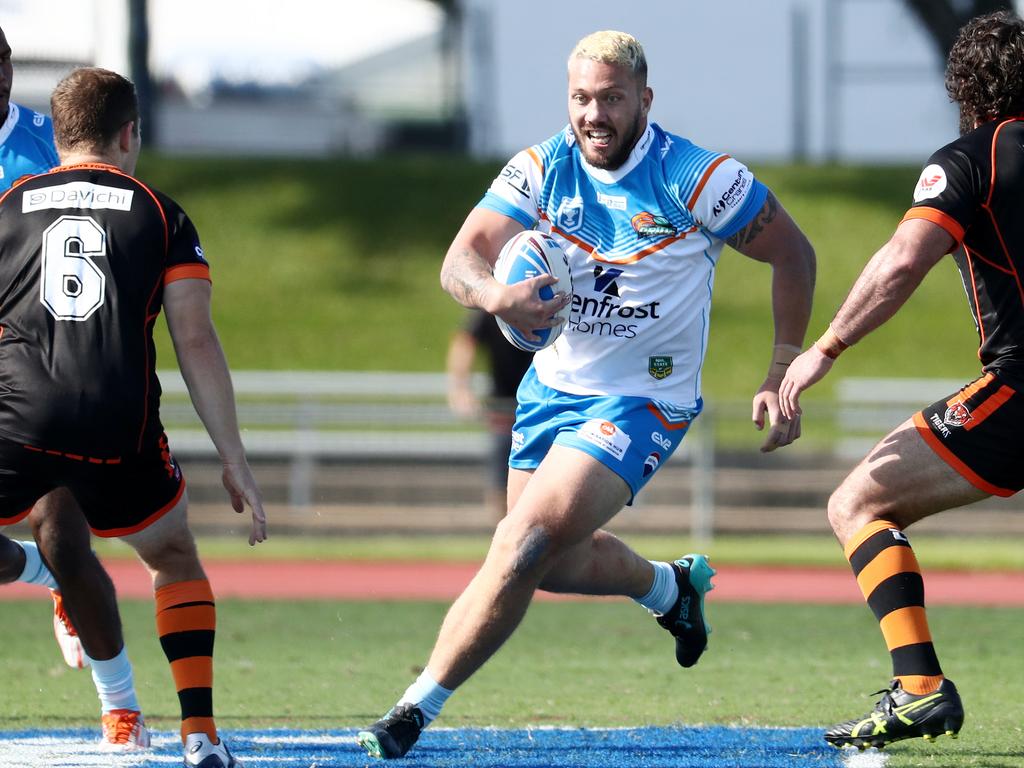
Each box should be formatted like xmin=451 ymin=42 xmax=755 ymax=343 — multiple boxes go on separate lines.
xmin=3 ymin=0 xmax=1023 ymax=162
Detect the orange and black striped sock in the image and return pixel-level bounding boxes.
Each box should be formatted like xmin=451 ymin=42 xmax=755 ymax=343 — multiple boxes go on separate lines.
xmin=845 ymin=520 xmax=944 ymax=695
xmin=155 ymin=579 xmax=218 ymax=744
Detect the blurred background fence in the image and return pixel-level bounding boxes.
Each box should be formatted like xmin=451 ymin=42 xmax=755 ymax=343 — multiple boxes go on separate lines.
xmin=162 ymin=371 xmax=1024 ymax=541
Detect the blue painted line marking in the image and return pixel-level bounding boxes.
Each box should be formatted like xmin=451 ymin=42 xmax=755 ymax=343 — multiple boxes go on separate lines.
xmin=0 ymin=726 xmax=846 ymax=767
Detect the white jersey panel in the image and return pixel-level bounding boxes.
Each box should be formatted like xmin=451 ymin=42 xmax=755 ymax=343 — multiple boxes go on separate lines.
xmin=478 ymin=123 xmax=767 ymax=408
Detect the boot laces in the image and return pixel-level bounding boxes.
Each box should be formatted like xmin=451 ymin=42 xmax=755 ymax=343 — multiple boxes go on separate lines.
xmin=102 ymin=710 xmax=141 ymax=744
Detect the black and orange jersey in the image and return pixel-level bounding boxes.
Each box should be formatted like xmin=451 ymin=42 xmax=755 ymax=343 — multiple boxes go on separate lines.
xmin=904 ymin=117 xmax=1024 ymax=385
xmin=0 ymin=163 xmax=210 ymax=459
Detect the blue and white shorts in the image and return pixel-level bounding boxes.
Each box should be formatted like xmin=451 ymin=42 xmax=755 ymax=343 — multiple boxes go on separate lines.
xmin=509 ymin=368 xmax=702 ymax=501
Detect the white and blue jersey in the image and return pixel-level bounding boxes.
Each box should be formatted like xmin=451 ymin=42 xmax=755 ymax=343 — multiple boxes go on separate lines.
xmin=0 ymin=103 xmax=58 ymax=192
xmin=479 ymin=122 xmax=767 ymax=410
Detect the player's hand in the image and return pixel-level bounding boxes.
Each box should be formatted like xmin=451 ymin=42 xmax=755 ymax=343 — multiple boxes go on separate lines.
xmin=491 ymin=275 xmax=570 ymax=343
xmin=778 ymin=346 xmax=835 ymax=421
xmin=448 ymin=387 xmax=481 ymax=419
xmin=752 ymin=377 xmax=801 ymax=452
xmin=221 ymin=460 xmax=267 ymax=546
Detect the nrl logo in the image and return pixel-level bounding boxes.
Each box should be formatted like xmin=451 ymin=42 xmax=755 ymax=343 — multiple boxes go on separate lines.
xmin=649 ymin=356 xmax=673 ymax=380
xmin=556 ymin=196 xmax=584 ymax=233
xmin=943 ymin=402 xmax=972 ymax=428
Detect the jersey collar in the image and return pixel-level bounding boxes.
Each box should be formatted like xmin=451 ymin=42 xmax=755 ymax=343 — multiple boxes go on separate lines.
xmin=0 ymin=103 xmax=20 ymax=146
xmin=578 ymin=123 xmax=655 ymax=184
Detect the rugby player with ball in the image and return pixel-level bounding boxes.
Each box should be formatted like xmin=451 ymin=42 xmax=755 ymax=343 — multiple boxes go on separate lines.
xmin=359 ymin=29 xmax=816 ymax=760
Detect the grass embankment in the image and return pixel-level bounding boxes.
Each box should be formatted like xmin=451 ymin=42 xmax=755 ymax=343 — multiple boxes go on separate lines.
xmin=139 ymin=155 xmax=981 ymax=403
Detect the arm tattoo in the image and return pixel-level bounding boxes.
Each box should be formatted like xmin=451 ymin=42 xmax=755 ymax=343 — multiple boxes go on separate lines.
xmin=725 ymin=190 xmax=779 ymax=251
xmin=441 ymin=246 xmax=494 ymax=308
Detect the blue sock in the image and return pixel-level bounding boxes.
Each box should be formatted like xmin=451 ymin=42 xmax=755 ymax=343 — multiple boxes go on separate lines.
xmin=15 ymin=541 xmax=59 ymax=589
xmin=89 ymin=646 xmax=140 ymax=714
xmin=634 ymin=561 xmax=678 ymax=614
xmin=398 ymin=669 xmax=453 ymax=726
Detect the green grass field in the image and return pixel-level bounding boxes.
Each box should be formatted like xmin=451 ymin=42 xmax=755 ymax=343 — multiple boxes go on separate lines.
xmin=8 ymin=532 xmax=1023 ymax=765
xmin=84 ymin=532 xmax=1024 ymax=571
xmin=1 ymin=597 xmax=1020 ymax=766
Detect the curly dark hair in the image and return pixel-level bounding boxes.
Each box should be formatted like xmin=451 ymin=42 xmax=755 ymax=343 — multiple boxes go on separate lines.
xmin=946 ymin=11 xmax=1024 ymax=133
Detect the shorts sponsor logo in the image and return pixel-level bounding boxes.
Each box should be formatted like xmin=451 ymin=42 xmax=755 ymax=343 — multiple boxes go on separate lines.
xmin=649 ymin=356 xmax=673 ymax=380
xmin=913 ymin=164 xmax=947 ymax=202
xmin=23 ymin=182 xmax=134 ymax=213
xmin=158 ymin=434 xmax=180 ymax=479
xmin=578 ymin=418 xmax=631 ymax=461
xmin=651 ymin=431 xmax=672 ymax=450
xmin=631 ymin=211 xmax=676 ymax=238
xmin=929 ymin=412 xmax=952 ymax=438
xmin=556 ymin=196 xmax=584 ymax=233
xmin=511 ymin=430 xmax=525 ymax=451
xmin=642 ymin=451 xmax=661 ymax=478
xmin=943 ymin=401 xmax=972 ymax=428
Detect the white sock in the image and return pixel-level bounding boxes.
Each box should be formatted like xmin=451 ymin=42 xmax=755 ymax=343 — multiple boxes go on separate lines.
xmin=397 ymin=669 xmax=453 ymax=726
xmin=634 ymin=561 xmax=678 ymax=615
xmin=89 ymin=646 xmax=140 ymax=714
xmin=15 ymin=541 xmax=59 ymax=589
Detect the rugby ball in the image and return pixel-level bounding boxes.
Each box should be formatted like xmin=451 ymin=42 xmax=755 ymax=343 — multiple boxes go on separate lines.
xmin=493 ymin=231 xmax=573 ymax=352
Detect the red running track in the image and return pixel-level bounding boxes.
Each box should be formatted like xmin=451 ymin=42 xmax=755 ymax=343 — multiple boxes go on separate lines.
xmin=1 ymin=559 xmax=1022 ymax=605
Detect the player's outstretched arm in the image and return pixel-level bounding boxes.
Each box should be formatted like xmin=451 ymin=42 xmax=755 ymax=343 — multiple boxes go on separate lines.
xmin=778 ymin=218 xmax=955 ymax=420
xmin=163 ymin=279 xmax=267 ymax=545
xmin=725 ymin=190 xmax=816 ymax=452
xmin=441 ymin=207 xmax=568 ymax=340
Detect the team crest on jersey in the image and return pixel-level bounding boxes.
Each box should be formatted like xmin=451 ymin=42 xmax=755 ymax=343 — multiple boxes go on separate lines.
xmin=913 ymin=164 xmax=947 ymax=202
xmin=556 ymin=196 xmax=584 ymax=233
xmin=943 ymin=401 xmax=973 ymax=428
xmin=631 ymin=211 xmax=676 ymax=238
xmin=649 ymin=356 xmax=673 ymax=380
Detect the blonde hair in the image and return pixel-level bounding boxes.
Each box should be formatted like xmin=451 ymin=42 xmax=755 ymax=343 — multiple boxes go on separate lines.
xmin=569 ymin=31 xmax=647 ymax=84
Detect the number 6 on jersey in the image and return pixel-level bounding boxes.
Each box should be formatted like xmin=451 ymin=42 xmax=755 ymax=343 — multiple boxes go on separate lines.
xmin=40 ymin=215 xmax=106 ymax=321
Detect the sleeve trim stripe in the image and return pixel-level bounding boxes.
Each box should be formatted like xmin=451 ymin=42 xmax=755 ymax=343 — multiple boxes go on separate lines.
xmin=685 ymin=154 xmax=730 ymax=210
xmin=901 ymin=207 xmax=965 ymax=245
xmin=477 ymin=193 xmax=536 ymax=229
xmin=165 ymin=264 xmax=211 ymax=285
xmin=525 ymin=147 xmax=544 ymax=173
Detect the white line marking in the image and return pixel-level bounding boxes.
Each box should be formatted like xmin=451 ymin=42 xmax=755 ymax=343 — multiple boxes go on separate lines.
xmin=842 ymin=747 xmax=890 ymax=768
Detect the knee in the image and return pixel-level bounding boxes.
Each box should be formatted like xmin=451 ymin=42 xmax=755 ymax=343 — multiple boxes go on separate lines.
xmin=0 ymin=536 xmax=26 ymax=583
xmin=491 ymin=516 xmax=559 ymax=583
xmin=135 ymin=536 xmax=198 ymax=574
xmin=827 ymin=483 xmax=881 ymax=545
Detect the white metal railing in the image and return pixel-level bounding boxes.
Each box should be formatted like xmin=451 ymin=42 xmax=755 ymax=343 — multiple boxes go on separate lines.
xmin=158 ymin=370 xmax=716 ymax=535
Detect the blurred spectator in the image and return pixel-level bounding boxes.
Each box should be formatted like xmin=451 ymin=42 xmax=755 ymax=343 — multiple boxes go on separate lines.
xmin=445 ymin=309 xmax=532 ymax=520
